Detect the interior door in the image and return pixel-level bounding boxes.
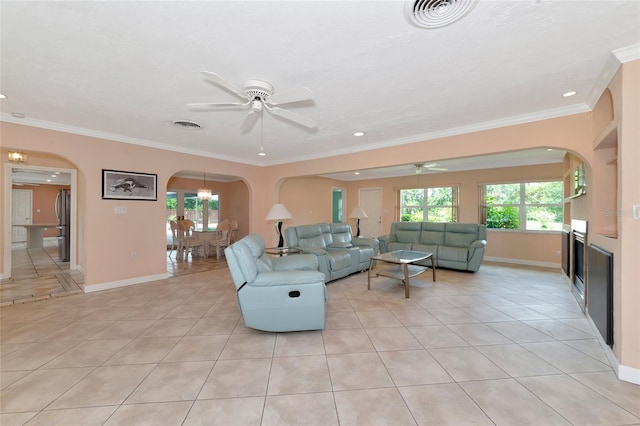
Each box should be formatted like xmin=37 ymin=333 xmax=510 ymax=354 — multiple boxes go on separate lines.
xmin=12 ymin=189 xmax=32 ymax=242
xmin=359 ymin=188 xmax=383 ymax=238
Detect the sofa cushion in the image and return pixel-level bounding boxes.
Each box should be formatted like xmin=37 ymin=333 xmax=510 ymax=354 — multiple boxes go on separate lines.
xmin=327 ymin=250 xmax=351 ymax=270
xmin=444 ymin=223 xmax=480 ymax=247
xmin=256 ymin=253 xmax=273 ymax=272
xmin=231 ymin=241 xmax=258 ymax=283
xmin=419 ymin=222 xmax=446 ymax=245
xmin=413 ymin=243 xmax=439 ymax=255
xmin=439 ymin=245 xmax=469 ymax=262
xmin=396 ymin=230 xmax=420 ymax=244
xmin=243 ymin=234 xmax=266 ymax=257
xmin=387 ymin=242 xmax=413 ymax=252
xmin=299 ymin=235 xmax=327 ymax=250
xmin=329 ymin=241 xmax=353 ymax=248
xmin=296 ymin=224 xmax=323 ymax=238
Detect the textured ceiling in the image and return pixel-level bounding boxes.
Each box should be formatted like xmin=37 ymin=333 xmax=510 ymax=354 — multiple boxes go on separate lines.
xmin=1 ymin=1 xmax=639 ymax=176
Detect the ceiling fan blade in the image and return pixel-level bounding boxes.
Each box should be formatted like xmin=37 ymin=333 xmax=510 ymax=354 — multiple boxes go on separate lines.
xmin=200 ymin=71 xmax=249 ymax=100
xmin=266 ymin=87 xmax=314 ymax=106
xmin=423 ymin=163 xmax=439 ymax=168
xmin=426 ymin=168 xmax=448 ymax=172
xmin=187 ymin=101 xmax=250 ymax=111
xmin=240 ymin=110 xmax=260 ymax=133
xmin=264 ymin=105 xmax=317 ymax=129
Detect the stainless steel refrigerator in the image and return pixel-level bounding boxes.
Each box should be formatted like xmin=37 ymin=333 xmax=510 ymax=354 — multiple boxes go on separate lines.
xmin=55 ymin=189 xmax=71 ymax=262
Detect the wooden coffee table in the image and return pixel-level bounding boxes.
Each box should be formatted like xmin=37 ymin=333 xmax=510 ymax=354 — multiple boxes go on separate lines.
xmin=368 ymin=250 xmax=436 ymax=298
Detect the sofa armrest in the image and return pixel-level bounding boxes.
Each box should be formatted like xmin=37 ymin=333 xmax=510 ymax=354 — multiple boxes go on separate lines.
xmin=467 ymin=239 xmax=487 ymax=272
xmin=272 ymin=254 xmax=319 ymax=271
xmin=469 ymin=239 xmax=486 ymax=249
xmin=297 ymin=247 xmax=328 ymax=256
xmin=378 ymin=234 xmax=395 ymax=253
xmin=352 ymin=236 xmax=378 ymax=248
xmin=251 ymin=270 xmax=325 ymax=287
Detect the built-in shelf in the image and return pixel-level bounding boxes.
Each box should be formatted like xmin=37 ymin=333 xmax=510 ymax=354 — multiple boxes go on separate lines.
xmin=594 ymin=123 xmax=618 ymax=150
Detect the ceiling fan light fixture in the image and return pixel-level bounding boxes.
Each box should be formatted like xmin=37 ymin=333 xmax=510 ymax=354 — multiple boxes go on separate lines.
xmin=562 ymin=91 xmax=577 ymax=97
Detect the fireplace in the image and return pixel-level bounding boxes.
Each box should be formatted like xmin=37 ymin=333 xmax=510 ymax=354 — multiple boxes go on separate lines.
xmin=571 ymin=220 xmax=587 ymax=311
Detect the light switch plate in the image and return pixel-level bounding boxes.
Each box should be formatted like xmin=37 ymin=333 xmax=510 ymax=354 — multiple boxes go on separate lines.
xmin=633 ymin=204 xmax=640 ymax=220
xmin=114 ymin=206 xmax=127 ymax=214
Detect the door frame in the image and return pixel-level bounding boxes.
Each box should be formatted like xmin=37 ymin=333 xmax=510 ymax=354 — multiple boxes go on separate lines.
xmin=2 ymin=163 xmax=78 ymax=279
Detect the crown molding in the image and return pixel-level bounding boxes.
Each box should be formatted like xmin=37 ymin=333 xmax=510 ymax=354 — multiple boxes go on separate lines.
xmin=0 ymin=114 xmax=264 ymax=167
xmin=267 ymin=103 xmax=590 ymax=166
xmin=585 ymin=43 xmax=640 ymax=110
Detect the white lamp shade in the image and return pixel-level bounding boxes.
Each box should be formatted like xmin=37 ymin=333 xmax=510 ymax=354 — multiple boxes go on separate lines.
xmin=265 ymin=203 xmax=293 ymax=221
xmin=349 ymin=206 xmax=368 ymax=219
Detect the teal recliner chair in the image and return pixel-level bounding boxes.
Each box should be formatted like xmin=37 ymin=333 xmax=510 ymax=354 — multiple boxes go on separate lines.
xmin=224 ymin=234 xmax=328 ymax=332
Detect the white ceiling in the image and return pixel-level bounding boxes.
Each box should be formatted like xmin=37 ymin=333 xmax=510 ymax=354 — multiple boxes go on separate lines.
xmin=1 ymin=1 xmax=639 ymax=180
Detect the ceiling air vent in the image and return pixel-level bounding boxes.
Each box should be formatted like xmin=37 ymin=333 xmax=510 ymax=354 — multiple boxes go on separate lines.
xmin=172 ymin=120 xmax=202 ymax=130
xmin=405 ymin=0 xmax=478 ymax=29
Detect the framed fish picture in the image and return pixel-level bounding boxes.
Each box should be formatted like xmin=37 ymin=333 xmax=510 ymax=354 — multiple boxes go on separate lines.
xmin=102 ymin=169 xmax=157 ymax=201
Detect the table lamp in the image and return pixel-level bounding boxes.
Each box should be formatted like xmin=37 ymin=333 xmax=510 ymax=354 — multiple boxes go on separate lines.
xmin=265 ymin=203 xmax=293 ymax=247
xmin=349 ymin=206 xmax=368 ymax=237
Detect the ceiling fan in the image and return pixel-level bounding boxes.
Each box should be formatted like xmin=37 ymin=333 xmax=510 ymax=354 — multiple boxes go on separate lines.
xmin=188 ymin=71 xmax=317 ymax=132
xmin=415 ymin=163 xmax=448 ymax=174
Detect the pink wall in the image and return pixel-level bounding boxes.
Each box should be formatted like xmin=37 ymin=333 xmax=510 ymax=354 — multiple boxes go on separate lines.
xmin=0 ymin=60 xmax=638 ymax=374
xmin=280 ymin=163 xmax=563 ymax=265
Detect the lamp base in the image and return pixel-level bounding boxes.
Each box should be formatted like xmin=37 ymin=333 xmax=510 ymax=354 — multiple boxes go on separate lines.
xmin=356 ymin=218 xmax=361 ymax=238
xmin=276 ymin=221 xmax=285 ymax=248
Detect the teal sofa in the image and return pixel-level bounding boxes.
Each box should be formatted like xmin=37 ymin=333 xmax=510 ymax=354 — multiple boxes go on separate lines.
xmin=378 ymin=222 xmax=487 ymax=272
xmin=284 ymin=223 xmax=379 ymax=283
xmin=224 ymin=234 xmax=327 ymax=332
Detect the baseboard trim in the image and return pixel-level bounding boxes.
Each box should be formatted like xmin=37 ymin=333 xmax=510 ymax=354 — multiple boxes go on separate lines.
xmin=484 ymin=256 xmax=561 ymax=269
xmin=83 ymin=273 xmax=168 ymax=293
xmin=618 ymin=364 xmax=640 ymax=385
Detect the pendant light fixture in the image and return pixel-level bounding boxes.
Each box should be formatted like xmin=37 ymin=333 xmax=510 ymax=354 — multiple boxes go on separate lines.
xmin=197 ymin=172 xmax=212 ymax=200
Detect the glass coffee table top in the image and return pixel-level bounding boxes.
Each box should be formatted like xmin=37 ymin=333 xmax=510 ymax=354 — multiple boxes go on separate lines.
xmin=372 ymin=250 xmax=433 ymax=263
xmin=369 ymin=250 xmax=436 ymax=298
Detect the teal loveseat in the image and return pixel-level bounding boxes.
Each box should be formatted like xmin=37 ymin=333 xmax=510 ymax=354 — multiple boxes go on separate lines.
xmin=284 ymin=223 xmax=379 ymax=283
xmin=378 ymin=222 xmax=487 ymax=272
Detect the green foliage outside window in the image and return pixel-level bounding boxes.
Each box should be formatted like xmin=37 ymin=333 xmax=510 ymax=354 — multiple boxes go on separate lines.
xmin=483 ymin=181 xmax=563 ymax=231
xmin=400 ymin=187 xmax=457 ymax=222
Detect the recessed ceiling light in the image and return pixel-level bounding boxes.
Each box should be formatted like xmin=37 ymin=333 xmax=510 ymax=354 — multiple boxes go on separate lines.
xmin=354 ymin=171 xmax=360 ymax=175
xmin=353 ymin=131 xmax=365 ymax=137
xmin=51 ymin=174 xmax=57 ymax=177
xmin=562 ymin=91 xmax=577 ymax=97
xmin=46 ymin=179 xmax=52 ymax=182
xmin=0 ymin=93 xmax=7 ymax=99
xmin=547 ymin=148 xmax=553 ymax=151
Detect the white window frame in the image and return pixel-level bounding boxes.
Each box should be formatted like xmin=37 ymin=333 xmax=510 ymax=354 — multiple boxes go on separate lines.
xmin=399 ymin=185 xmax=459 ymax=223
xmin=480 ymin=181 xmax=563 ymax=233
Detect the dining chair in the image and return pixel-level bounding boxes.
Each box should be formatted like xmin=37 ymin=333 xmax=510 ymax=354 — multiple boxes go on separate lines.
xmin=214 ymin=221 xmax=233 ymax=259
xmin=229 ymin=219 xmax=239 ymax=244
xmin=177 ymin=220 xmax=206 ymax=258
xmin=168 ymin=220 xmax=179 ymax=257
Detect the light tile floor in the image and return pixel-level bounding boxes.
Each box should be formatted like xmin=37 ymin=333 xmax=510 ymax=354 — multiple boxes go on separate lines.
xmin=1 ymin=240 xmax=84 ymax=306
xmin=1 ymin=261 xmax=639 ymax=425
